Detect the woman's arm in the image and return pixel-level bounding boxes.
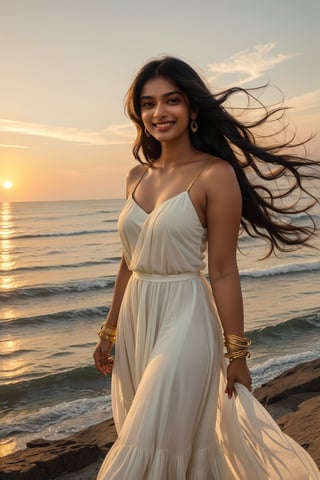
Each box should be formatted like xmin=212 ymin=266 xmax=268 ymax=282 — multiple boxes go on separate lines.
xmin=205 ymin=161 xmax=252 ymax=398
xmin=103 ymin=256 xmax=132 ymax=330
xmin=93 ymin=256 xmax=132 ymax=376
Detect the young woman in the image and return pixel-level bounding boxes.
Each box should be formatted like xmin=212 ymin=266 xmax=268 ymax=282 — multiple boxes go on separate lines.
xmin=93 ymin=56 xmax=320 ymax=479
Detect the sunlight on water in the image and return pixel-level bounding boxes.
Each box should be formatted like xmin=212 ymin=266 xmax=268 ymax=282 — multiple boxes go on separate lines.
xmin=1 ymin=338 xmax=19 ymax=355
xmin=0 ymin=202 xmax=17 ymax=291
xmin=0 ymin=439 xmax=17 ymax=458
xmin=0 ymin=337 xmax=30 ymax=381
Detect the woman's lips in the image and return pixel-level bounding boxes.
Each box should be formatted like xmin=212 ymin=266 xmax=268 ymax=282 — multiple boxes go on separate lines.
xmin=153 ymin=121 xmax=175 ymax=131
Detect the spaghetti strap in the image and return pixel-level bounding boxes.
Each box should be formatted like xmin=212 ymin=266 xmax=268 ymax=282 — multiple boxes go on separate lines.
xmin=186 ymin=162 xmax=210 ymax=192
xmin=131 ymin=166 xmax=148 ymax=196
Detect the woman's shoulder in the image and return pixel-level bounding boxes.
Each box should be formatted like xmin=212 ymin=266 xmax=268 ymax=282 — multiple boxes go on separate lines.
xmin=127 ymin=163 xmax=149 ymax=183
xmin=202 ymin=156 xmax=237 ymax=182
xmin=198 ymin=157 xmax=240 ymax=201
xmin=127 ymin=163 xmax=147 ymax=179
xmin=126 ymin=163 xmax=148 ymax=195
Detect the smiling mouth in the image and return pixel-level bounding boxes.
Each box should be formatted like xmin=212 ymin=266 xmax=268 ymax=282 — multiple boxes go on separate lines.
xmin=154 ymin=121 xmax=175 ymax=128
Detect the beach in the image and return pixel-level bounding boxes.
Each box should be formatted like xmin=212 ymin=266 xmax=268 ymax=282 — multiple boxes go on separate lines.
xmin=1 ymin=357 xmax=320 ymax=479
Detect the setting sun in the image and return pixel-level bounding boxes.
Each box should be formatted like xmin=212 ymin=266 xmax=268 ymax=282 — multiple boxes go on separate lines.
xmin=3 ymin=181 xmax=13 ymax=189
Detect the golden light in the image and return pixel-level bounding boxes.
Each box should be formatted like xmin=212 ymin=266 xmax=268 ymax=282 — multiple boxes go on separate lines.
xmin=3 ymin=180 xmax=13 ymax=189
xmin=1 ymin=202 xmax=17 ymax=291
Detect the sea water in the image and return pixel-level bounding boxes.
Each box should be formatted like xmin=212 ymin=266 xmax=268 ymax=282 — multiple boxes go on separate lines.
xmin=0 ymin=198 xmax=319 ymax=457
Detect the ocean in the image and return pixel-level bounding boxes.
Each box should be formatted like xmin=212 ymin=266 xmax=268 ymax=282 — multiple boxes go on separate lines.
xmin=0 ymin=198 xmax=319 ymax=458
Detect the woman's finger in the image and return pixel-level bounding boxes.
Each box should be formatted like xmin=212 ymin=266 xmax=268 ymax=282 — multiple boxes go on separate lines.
xmin=225 ymin=377 xmax=235 ymax=399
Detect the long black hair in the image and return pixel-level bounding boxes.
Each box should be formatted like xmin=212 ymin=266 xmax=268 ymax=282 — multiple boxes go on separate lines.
xmin=125 ymin=56 xmax=319 ymax=256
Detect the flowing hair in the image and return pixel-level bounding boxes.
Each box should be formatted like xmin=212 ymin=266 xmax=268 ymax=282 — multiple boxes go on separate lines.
xmin=125 ymin=56 xmax=319 ymax=256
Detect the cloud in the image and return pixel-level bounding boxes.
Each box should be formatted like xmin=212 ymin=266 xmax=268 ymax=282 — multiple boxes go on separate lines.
xmin=207 ymin=42 xmax=298 ymax=86
xmin=0 ymin=119 xmax=135 ymax=145
xmin=0 ymin=143 xmax=30 ymax=149
xmin=286 ymin=88 xmax=320 ymax=113
xmin=285 ymin=89 xmax=320 ymax=136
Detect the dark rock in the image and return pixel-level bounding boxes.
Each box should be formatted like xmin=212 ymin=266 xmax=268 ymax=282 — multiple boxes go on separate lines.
xmin=276 ymin=396 xmax=320 ymax=469
xmin=254 ymin=358 xmax=320 ymax=406
xmin=0 ymin=441 xmax=102 ymax=480
xmin=26 ymin=439 xmax=53 ymax=448
xmin=253 ymin=358 xmax=320 ymax=469
xmin=0 ymin=420 xmax=117 ymax=479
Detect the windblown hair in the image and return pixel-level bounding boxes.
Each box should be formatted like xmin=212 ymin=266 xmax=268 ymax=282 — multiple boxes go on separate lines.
xmin=125 ymin=56 xmax=320 ymax=256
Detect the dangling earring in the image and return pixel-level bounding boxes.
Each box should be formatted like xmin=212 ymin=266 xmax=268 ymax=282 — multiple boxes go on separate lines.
xmin=190 ymin=120 xmax=198 ymax=133
xmin=144 ymin=128 xmax=151 ymax=137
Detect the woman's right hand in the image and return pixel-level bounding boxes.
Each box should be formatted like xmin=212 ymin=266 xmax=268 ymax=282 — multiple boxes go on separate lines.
xmin=93 ymin=340 xmax=114 ymax=377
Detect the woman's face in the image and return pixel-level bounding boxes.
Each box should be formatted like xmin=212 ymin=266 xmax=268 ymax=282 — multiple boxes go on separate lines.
xmin=139 ymin=76 xmax=195 ymax=144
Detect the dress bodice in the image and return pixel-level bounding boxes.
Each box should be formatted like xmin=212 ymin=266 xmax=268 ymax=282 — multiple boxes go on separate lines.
xmin=118 ymin=191 xmax=208 ymax=275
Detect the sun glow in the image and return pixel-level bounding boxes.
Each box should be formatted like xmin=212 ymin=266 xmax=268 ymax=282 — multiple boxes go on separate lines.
xmin=3 ymin=181 xmax=13 ymax=189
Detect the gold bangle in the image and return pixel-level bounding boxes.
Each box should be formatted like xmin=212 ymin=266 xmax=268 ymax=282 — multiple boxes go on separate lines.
xmin=224 ymin=350 xmax=251 ymax=361
xmin=98 ymin=323 xmax=117 ymax=343
xmin=224 ymin=333 xmax=251 ymax=362
xmin=100 ymin=323 xmax=117 ymax=333
xmin=224 ymin=333 xmax=251 ymax=346
xmin=98 ymin=330 xmax=116 ymax=343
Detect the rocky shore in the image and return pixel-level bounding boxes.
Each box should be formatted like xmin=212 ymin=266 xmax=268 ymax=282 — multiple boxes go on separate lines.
xmin=1 ymin=358 xmax=319 ymax=480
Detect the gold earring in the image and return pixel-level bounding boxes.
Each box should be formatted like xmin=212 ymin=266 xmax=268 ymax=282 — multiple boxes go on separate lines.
xmin=190 ymin=120 xmax=198 ymax=133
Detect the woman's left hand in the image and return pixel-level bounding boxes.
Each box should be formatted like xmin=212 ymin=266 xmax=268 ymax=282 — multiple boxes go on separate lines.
xmin=225 ymin=358 xmax=252 ymax=399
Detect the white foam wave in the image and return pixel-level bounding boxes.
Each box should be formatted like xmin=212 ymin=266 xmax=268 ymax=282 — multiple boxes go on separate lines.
xmin=0 ymin=394 xmax=112 ymax=438
xmin=241 ymin=260 xmax=320 ymax=278
xmin=251 ymin=350 xmax=317 ymax=389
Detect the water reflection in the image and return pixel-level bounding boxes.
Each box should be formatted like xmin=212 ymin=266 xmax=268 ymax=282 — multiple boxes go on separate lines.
xmin=0 ymin=439 xmax=17 ymax=458
xmin=0 ymin=337 xmax=28 ymax=381
xmin=0 ymin=202 xmax=16 ymax=291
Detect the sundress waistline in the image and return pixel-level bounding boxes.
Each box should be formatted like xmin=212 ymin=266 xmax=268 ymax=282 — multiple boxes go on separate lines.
xmin=132 ymin=271 xmax=200 ymax=282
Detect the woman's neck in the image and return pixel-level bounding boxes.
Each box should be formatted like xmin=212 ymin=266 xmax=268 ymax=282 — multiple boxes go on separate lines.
xmin=157 ymin=140 xmax=198 ymax=169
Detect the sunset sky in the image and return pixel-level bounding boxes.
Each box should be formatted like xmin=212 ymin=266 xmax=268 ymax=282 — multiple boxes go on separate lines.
xmin=1 ymin=0 xmax=319 ymax=202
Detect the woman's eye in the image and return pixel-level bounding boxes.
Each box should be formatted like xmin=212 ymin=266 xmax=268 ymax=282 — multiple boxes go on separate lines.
xmin=168 ymin=97 xmax=179 ymax=104
xmin=141 ymin=102 xmax=151 ymax=108
xmin=141 ymin=102 xmax=154 ymax=109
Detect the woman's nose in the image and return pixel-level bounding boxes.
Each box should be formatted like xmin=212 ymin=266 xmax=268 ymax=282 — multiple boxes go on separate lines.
xmin=154 ymin=102 xmax=166 ymax=118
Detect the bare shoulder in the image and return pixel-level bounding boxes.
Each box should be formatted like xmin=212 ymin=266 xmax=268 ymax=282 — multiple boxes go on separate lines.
xmin=202 ymin=157 xmax=240 ymax=196
xmin=126 ymin=163 xmax=147 ymax=195
xmin=203 ymin=157 xmax=237 ymax=181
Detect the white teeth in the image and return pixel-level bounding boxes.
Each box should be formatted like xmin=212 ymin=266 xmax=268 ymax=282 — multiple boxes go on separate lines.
xmin=155 ymin=122 xmax=173 ymax=127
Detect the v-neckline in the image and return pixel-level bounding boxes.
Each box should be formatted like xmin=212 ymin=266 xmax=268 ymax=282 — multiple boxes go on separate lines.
xmin=131 ymin=191 xmax=186 ymax=216
xmin=129 ymin=191 xmax=207 ymax=230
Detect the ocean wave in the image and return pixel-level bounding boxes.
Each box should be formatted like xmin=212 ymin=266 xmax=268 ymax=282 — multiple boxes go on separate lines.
xmin=251 ymin=350 xmax=318 ymax=389
xmin=0 ymin=365 xmax=111 ymax=406
xmin=0 ymin=257 xmax=121 ymax=274
xmin=0 ymin=393 xmax=112 ymax=438
xmin=10 ymin=228 xmax=118 ymax=240
xmin=240 ymin=259 xmax=320 ymax=278
xmin=0 ymin=349 xmax=34 ymax=358
xmin=0 ymin=277 xmax=115 ymax=301
xmin=97 ymin=209 xmax=120 ymax=214
xmin=3 ymin=305 xmax=109 ymax=326
xmin=247 ymin=310 xmax=320 ymax=343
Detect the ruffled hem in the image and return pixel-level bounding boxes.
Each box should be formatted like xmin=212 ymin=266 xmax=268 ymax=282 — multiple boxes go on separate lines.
xmin=97 ymin=441 xmax=228 ymax=480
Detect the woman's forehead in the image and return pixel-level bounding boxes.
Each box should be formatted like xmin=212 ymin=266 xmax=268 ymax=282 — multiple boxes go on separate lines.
xmin=140 ymin=76 xmax=180 ymax=97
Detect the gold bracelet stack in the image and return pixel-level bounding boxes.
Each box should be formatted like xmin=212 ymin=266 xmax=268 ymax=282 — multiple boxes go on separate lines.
xmin=98 ymin=323 xmax=117 ymax=343
xmin=224 ymin=333 xmax=251 ymax=362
